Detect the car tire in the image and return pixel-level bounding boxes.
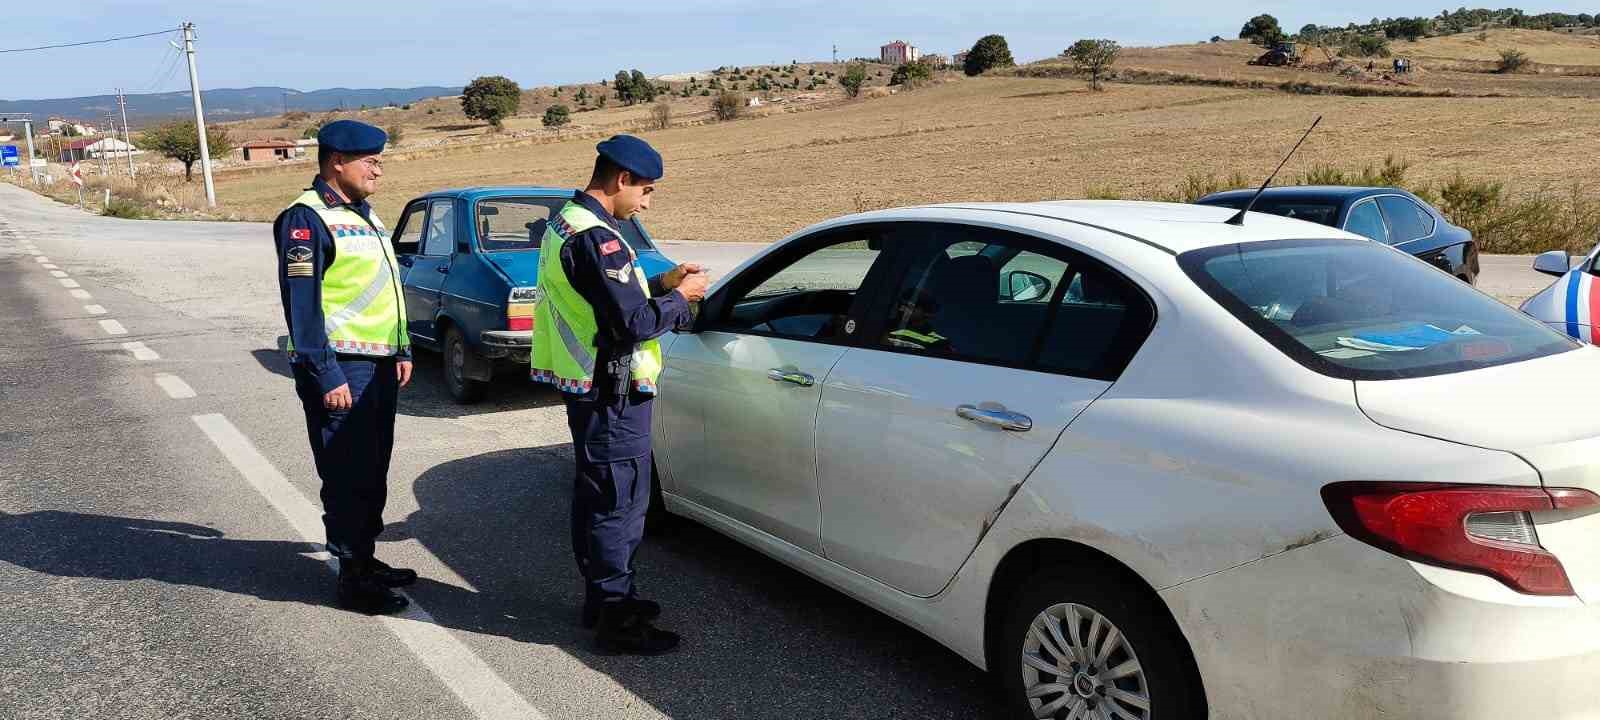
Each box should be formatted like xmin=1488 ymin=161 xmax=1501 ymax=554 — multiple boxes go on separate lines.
xmin=444 ymin=327 xmax=488 ymax=404
xmin=1000 ymin=566 xmax=1202 ymax=720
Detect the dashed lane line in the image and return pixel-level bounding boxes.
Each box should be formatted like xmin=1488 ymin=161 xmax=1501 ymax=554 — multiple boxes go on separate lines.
xmin=69 ymin=289 xmax=92 ymax=300
xmin=85 ymin=305 xmax=107 ymax=315
xmin=49 ymin=270 xmax=68 ymax=278
xmin=41 ymin=263 xmax=58 ymax=270
xmin=99 ymin=319 xmax=127 ymax=335
xmin=122 ymin=342 xmax=159 ymax=361
xmin=33 ymin=256 xmax=47 ymax=263
xmin=153 ymin=373 xmax=196 ymax=399
xmin=190 ymin=413 xmax=548 ymax=720
xmin=58 ymin=279 xmax=79 ymax=288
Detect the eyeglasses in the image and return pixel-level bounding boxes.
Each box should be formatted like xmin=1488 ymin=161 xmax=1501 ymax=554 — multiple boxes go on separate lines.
xmin=359 ymin=157 xmax=384 ymax=171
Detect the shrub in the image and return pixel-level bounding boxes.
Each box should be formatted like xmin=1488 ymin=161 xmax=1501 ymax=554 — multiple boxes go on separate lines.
xmin=840 ymin=62 xmax=869 ymax=97
xmin=461 ymin=75 xmax=522 ymax=128
xmin=542 ymin=104 xmax=570 ymax=127
xmin=385 ymin=123 xmax=404 ymax=146
xmin=1498 ymin=49 xmax=1531 ymax=73
xmin=650 ymin=98 xmax=672 ymax=130
xmin=964 ymin=34 xmax=1015 ymax=76
xmin=1340 ymin=35 xmax=1392 ymax=58
xmin=713 ymin=90 xmax=743 ymax=121
xmin=103 ymin=198 xmax=146 ymax=219
xmin=888 ymin=61 xmax=934 ymax=89
xmin=401 ymin=103 xmax=412 ymax=110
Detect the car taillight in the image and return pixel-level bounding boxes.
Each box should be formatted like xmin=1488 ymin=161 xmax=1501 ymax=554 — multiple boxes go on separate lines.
xmin=1321 ymin=482 xmax=1600 ymax=596
xmin=507 ymin=287 xmax=536 ymax=332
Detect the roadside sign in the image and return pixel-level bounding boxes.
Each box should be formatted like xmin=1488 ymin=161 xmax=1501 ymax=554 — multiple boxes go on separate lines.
xmin=30 ymin=158 xmax=46 ymax=168
xmin=70 ymin=162 xmax=84 ymax=187
xmin=0 ymin=145 xmax=17 ymax=167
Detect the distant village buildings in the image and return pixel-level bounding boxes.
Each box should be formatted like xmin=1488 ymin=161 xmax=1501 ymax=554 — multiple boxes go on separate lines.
xmin=881 ymin=40 xmax=920 ymax=66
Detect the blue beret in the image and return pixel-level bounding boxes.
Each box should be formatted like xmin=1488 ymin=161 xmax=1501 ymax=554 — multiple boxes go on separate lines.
xmin=596 ymin=134 xmax=663 ymax=181
xmin=318 ymin=120 xmax=387 ymax=155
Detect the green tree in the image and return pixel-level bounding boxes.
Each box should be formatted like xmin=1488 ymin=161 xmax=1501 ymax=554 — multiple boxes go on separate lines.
xmin=631 ymin=70 xmax=658 ymax=103
xmin=542 ymin=104 xmax=571 ymax=127
xmin=840 ymin=62 xmax=869 ymax=97
xmin=460 ymin=75 xmax=522 ymax=128
xmin=61 ymin=124 xmax=81 ymax=138
xmin=1239 ymin=14 xmax=1286 ymax=45
xmin=964 ymin=34 xmax=1015 ymax=76
xmin=140 ymin=120 xmax=233 ymax=182
xmin=1066 ymin=39 xmax=1120 ymax=91
xmin=888 ymin=61 xmax=934 ymax=89
xmin=1384 ymin=17 xmax=1430 ymax=40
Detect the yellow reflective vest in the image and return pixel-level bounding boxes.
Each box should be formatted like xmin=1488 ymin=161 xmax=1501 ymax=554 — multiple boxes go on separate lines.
xmin=284 ymin=188 xmax=409 ymax=357
xmin=529 ymin=201 xmax=664 ymax=394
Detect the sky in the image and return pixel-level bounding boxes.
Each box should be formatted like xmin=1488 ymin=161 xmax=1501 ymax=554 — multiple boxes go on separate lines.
xmin=1 ymin=1 xmax=1592 ymax=100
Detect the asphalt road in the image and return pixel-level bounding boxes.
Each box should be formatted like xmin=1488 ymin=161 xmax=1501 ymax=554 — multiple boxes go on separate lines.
xmin=0 ymin=183 xmax=1559 ymax=720
xmin=0 ymin=184 xmax=995 ymax=720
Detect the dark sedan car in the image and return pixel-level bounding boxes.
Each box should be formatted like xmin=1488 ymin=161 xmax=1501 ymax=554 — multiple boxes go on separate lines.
xmin=1195 ymin=186 xmax=1479 ymax=284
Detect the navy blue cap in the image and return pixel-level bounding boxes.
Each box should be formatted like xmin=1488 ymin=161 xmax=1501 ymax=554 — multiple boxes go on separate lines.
xmin=317 ymin=120 xmax=387 ymax=155
xmin=596 ymin=134 xmax=663 ymax=181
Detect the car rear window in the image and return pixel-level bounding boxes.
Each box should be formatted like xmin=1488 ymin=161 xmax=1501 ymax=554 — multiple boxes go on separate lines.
xmin=1180 ymin=239 xmax=1575 ymax=380
xmin=474 ymin=197 xmax=656 ymax=252
xmin=1201 ymin=197 xmax=1340 ymax=227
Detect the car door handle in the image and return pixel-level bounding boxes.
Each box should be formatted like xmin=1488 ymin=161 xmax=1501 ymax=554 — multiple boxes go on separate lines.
xmin=436 ymin=264 xmax=449 ymax=274
xmin=767 ymin=369 xmax=816 ymax=387
xmin=957 ymin=404 xmax=1033 ymax=432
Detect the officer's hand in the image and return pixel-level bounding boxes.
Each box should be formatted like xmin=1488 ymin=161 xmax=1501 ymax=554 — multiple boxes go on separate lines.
xmin=397 ymin=361 xmax=413 ymax=388
xmin=676 ymin=273 xmax=711 ymax=302
xmin=661 ymin=263 xmax=705 ymax=291
xmin=323 ymin=383 xmax=352 ymax=412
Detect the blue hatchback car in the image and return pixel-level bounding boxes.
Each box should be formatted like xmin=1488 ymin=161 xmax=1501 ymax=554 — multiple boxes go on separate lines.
xmin=389 ymin=187 xmax=677 ymax=402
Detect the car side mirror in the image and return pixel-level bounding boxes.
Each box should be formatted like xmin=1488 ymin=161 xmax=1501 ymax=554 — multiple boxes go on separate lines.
xmin=1005 ymin=270 xmax=1051 ymax=302
xmin=397 ymin=255 xmax=415 ymax=268
xmin=1533 ymin=250 xmax=1571 ymax=277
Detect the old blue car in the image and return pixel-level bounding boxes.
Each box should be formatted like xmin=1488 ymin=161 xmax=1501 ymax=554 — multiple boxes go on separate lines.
xmin=390 ymin=186 xmax=678 ymax=402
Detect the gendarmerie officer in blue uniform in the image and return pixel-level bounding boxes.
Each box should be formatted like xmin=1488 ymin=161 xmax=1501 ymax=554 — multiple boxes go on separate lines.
xmin=529 ymin=135 xmax=710 ymax=654
xmin=273 ymin=120 xmax=417 ymax=615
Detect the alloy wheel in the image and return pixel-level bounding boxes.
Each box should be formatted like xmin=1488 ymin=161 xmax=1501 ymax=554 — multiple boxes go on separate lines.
xmin=1020 ymin=602 xmax=1150 ymax=720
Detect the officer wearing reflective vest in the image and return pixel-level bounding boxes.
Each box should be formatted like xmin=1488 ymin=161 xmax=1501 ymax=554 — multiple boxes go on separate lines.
xmin=273 ymin=119 xmax=417 ymax=615
xmin=530 ymin=135 xmax=710 ymax=654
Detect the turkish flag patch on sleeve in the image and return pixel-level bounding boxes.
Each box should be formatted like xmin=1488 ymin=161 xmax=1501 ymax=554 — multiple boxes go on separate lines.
xmin=599 ymin=239 xmax=622 ymax=255
xmin=290 ymin=228 xmax=312 ymax=241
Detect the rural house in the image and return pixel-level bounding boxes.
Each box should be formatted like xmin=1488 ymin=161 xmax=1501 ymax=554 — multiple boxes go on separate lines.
xmin=240 ymin=139 xmax=298 ymax=162
xmin=881 ymin=40 xmax=920 ymax=66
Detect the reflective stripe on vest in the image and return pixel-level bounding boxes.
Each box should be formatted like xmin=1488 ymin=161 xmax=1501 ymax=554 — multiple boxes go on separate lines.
xmin=529 ymin=201 xmax=663 ymax=395
xmin=284 ymin=189 xmax=410 ymax=357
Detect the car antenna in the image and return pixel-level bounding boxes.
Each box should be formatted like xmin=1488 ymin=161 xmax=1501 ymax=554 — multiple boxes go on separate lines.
xmin=1225 ymin=115 xmax=1322 ymax=226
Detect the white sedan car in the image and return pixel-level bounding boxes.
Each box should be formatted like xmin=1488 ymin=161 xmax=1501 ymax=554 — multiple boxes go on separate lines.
xmin=650 ymin=201 xmax=1600 ymax=719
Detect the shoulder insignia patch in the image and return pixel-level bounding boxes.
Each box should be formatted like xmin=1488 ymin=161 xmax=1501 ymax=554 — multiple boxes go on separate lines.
xmin=599 ymin=239 xmax=622 ymax=255
xmin=289 ymin=228 xmax=312 ymax=241
xmin=604 ymin=263 xmax=634 ymax=284
xmin=286 ymin=246 xmax=314 ymax=263
xmin=285 ymin=262 xmax=314 ymax=278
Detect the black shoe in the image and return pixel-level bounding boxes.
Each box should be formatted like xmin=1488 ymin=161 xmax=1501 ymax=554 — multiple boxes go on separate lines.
xmin=368 ymin=558 xmax=418 ymax=588
xmin=596 ymin=612 xmax=680 ymax=656
xmin=337 ymin=562 xmax=409 ymax=615
xmin=581 ymin=597 xmax=661 ymax=629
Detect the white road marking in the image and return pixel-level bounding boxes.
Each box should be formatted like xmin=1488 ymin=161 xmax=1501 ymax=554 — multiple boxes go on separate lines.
xmin=49 ymin=270 xmax=68 ymax=278
xmin=85 ymin=304 xmax=106 ymax=315
xmin=41 ymin=263 xmax=58 ymax=270
xmin=121 ymin=342 xmax=159 ymax=361
xmin=33 ymin=256 xmax=47 ymax=263
xmin=69 ymin=289 xmax=92 ymax=300
xmin=153 ymin=373 xmax=196 ymax=399
xmin=190 ymin=414 xmax=547 ymax=720
xmin=99 ymin=319 xmax=127 ymax=335
xmin=58 ymin=278 xmax=80 ymax=288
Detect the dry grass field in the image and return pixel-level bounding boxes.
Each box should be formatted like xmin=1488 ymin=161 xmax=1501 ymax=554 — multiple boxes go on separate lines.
xmin=1402 ymin=28 xmax=1600 ymax=64
xmin=205 ymin=75 xmax=1600 ymax=245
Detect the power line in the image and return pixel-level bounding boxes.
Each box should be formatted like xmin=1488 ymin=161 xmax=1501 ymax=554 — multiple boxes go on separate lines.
xmin=138 ymin=46 xmax=185 ymax=94
xmin=0 ymin=28 xmax=177 ymax=55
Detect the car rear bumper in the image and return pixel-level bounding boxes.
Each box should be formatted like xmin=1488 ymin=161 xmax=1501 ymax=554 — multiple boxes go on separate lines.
xmin=480 ymin=330 xmax=530 ymax=360
xmin=1160 ymin=534 xmax=1600 ymax=719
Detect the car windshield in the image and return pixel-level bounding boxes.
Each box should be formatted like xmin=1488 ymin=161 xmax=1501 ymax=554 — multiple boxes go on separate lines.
xmin=1180 ymin=239 xmax=1575 ymax=380
xmin=474 ymin=197 xmax=656 ymax=252
xmin=1202 ymin=197 xmax=1341 ymax=227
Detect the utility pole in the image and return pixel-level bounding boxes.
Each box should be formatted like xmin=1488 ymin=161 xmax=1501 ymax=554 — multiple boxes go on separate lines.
xmin=833 ymin=44 xmax=838 ymax=64
xmin=181 ymin=22 xmax=215 ymax=206
xmin=97 ymin=114 xmax=111 ymax=176
xmin=116 ymin=89 xmax=135 ymax=177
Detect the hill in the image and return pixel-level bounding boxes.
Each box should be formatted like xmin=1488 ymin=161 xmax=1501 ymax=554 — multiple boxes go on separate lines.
xmin=0 ymin=86 xmax=461 ymax=126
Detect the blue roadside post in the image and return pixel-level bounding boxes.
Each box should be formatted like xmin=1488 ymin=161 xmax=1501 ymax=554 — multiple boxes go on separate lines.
xmin=2 ymin=146 xmax=19 ymax=181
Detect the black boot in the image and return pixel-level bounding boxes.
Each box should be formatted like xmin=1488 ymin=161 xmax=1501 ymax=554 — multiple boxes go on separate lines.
xmin=581 ymin=596 xmax=661 ymax=629
xmin=337 ymin=559 xmax=409 ymax=615
xmin=368 ymin=558 xmax=418 ymax=588
xmin=595 ymin=603 xmax=679 ymax=655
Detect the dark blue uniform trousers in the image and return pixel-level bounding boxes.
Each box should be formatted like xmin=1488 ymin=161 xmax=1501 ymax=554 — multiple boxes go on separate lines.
xmin=293 ymin=356 xmax=398 ymax=562
xmin=565 ymin=390 xmax=654 ymax=607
